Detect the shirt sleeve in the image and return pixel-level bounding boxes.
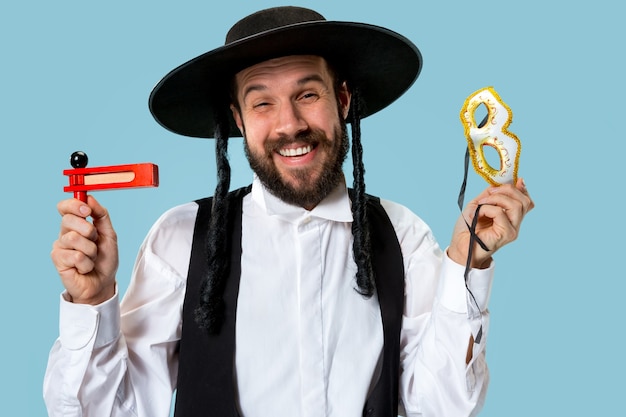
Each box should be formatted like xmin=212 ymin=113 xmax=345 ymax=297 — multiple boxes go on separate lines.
xmin=43 ymin=203 xmax=197 ymax=417
xmin=380 ymin=200 xmax=493 ymax=417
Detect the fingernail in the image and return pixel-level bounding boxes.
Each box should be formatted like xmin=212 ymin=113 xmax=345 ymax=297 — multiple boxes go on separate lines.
xmin=79 ymin=205 xmax=90 ymax=216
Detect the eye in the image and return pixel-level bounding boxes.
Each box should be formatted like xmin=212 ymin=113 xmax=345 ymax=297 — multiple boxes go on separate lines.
xmin=299 ymin=92 xmax=319 ymax=102
xmin=252 ymin=101 xmax=272 ymax=111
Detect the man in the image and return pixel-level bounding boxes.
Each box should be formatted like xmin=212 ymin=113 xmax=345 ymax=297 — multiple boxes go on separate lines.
xmin=45 ymin=6 xmax=533 ymax=417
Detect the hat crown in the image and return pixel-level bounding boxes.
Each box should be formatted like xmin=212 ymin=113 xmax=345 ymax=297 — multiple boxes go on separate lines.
xmin=225 ymin=6 xmax=326 ymax=45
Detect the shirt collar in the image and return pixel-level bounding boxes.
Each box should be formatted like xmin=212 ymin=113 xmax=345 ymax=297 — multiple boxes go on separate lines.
xmin=251 ymin=175 xmax=353 ymax=223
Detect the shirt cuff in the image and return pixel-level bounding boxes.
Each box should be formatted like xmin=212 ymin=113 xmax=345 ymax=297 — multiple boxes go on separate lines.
xmin=437 ymin=249 xmax=494 ymax=314
xmin=59 ymin=288 xmax=121 ymax=351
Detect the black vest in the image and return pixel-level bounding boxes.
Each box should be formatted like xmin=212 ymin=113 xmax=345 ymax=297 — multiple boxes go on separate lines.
xmin=174 ymin=186 xmax=405 ymax=417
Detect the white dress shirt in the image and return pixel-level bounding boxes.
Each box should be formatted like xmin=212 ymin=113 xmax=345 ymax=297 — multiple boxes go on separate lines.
xmin=44 ymin=176 xmax=493 ymax=417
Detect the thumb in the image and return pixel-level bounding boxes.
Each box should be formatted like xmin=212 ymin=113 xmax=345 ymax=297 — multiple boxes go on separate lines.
xmin=87 ymin=196 xmax=116 ymax=239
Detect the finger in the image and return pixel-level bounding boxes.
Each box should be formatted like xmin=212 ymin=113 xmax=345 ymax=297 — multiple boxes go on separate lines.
xmin=478 ymin=193 xmax=524 ymax=226
xmin=56 ymin=228 xmax=98 ymax=256
xmin=59 ymin=213 xmax=98 ymax=241
xmin=516 ymin=178 xmax=535 ymax=211
xmin=86 ymin=196 xmax=117 ymax=240
xmin=473 ymin=204 xmax=519 ymax=245
xmin=51 ymin=240 xmax=96 ymax=276
xmin=504 ymin=180 xmax=534 ymax=213
xmin=57 ymin=198 xmax=92 ymax=218
xmin=483 ymin=184 xmax=533 ymax=216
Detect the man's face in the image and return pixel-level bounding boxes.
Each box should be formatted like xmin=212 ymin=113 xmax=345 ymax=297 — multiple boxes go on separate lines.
xmin=231 ymin=55 xmax=352 ymax=209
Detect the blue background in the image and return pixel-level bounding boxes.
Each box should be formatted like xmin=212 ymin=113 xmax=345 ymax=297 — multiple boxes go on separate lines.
xmin=2 ymin=0 xmax=623 ymax=415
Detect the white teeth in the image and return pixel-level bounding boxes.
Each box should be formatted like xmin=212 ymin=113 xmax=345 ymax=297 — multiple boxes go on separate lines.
xmin=279 ymin=145 xmax=312 ymax=157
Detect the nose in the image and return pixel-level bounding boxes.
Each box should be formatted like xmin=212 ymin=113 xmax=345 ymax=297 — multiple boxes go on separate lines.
xmin=274 ymin=101 xmax=308 ymax=138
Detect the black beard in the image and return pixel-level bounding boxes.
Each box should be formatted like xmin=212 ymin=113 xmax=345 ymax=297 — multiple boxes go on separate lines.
xmin=244 ymin=121 xmax=349 ymax=209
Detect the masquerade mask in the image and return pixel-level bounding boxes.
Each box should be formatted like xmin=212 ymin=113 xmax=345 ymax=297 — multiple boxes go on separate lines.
xmin=460 ymin=86 xmax=521 ymax=186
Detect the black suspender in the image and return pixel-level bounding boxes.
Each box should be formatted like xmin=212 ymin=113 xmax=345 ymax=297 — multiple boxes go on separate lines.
xmin=174 ymin=186 xmax=249 ymax=417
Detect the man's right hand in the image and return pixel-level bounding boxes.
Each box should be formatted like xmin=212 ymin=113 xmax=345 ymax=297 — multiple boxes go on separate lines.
xmin=51 ymin=196 xmax=119 ymax=305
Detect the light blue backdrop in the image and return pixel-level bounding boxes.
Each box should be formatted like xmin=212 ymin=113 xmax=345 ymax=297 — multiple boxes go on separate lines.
xmin=2 ymin=0 xmax=623 ymax=415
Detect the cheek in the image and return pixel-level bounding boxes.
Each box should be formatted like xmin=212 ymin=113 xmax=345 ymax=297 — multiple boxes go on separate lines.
xmin=309 ymin=107 xmax=341 ymax=137
xmin=240 ymin=116 xmax=269 ymax=150
xmin=244 ymin=134 xmax=266 ymax=156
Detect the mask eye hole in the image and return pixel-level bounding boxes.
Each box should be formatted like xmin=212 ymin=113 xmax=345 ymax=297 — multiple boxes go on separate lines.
xmin=474 ymin=103 xmax=489 ymax=128
xmin=481 ymin=143 xmax=502 ymax=174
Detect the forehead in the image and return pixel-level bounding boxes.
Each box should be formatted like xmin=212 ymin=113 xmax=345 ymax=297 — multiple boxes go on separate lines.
xmin=234 ymin=55 xmax=332 ymax=91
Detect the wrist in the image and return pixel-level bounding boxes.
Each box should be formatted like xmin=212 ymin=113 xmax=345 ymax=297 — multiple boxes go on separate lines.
xmin=69 ymin=283 xmax=116 ymax=305
xmin=471 ymin=256 xmax=492 ymax=270
xmin=447 ymin=247 xmax=492 ymax=270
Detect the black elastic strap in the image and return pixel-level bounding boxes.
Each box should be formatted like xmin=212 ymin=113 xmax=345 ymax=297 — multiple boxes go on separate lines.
xmin=457 ymin=115 xmax=490 ymax=252
xmin=457 ymin=114 xmax=492 ymax=344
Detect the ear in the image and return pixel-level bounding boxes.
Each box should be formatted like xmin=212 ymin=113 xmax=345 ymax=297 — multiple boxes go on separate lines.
xmin=230 ymin=104 xmax=245 ymax=134
xmin=337 ymin=82 xmax=352 ymax=120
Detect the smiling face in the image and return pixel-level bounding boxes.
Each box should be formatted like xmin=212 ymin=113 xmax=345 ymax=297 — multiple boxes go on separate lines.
xmin=231 ymin=55 xmax=352 ymax=209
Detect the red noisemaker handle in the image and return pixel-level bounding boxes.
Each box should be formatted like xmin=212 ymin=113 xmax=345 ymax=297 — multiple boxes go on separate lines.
xmin=63 ymin=151 xmax=159 ymax=203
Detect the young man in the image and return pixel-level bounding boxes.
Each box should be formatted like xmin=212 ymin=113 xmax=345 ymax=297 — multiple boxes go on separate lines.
xmin=45 ymin=6 xmax=533 ymax=417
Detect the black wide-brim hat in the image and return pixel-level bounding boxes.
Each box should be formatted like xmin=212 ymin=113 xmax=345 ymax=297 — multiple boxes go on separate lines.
xmin=149 ymin=6 xmax=422 ymax=138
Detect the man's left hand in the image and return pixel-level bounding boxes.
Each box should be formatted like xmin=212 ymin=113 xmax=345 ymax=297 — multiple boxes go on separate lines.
xmin=448 ymin=178 xmax=535 ymax=269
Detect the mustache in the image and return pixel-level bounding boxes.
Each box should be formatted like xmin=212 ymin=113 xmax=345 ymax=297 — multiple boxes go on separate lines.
xmin=265 ymin=129 xmax=328 ymax=152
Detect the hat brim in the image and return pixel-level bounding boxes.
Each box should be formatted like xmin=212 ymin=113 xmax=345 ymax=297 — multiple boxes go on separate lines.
xmin=149 ymin=21 xmax=422 ymax=138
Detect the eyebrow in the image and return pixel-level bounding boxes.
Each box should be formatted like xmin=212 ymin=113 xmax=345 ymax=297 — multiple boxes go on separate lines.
xmin=297 ymin=74 xmax=325 ymax=86
xmin=240 ymin=74 xmax=328 ymax=102
xmin=241 ymin=84 xmax=267 ymax=102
